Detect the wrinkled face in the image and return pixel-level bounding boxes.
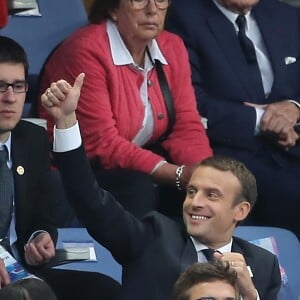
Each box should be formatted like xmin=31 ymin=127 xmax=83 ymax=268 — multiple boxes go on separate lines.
xmin=113 ymin=0 xmax=167 ymax=48
xmin=183 ymin=167 xmax=250 ymax=248
xmin=216 ymin=0 xmax=259 ymax=14
xmin=0 ymin=63 xmax=26 ymax=142
xmin=188 ymin=280 xmax=237 ymax=300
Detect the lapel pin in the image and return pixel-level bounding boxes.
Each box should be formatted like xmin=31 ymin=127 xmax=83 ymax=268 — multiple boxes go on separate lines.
xmin=16 ymin=166 xmax=24 ymax=175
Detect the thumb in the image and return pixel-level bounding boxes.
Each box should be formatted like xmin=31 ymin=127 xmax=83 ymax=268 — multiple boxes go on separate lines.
xmin=73 ymin=73 xmax=85 ymax=91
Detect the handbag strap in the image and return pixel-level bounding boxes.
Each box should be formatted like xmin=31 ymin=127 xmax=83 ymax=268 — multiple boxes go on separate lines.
xmin=154 ymin=59 xmax=175 ymax=140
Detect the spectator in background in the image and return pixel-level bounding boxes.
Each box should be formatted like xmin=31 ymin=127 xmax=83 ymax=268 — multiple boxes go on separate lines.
xmin=38 ymin=0 xmax=212 ymax=219
xmin=166 ymin=0 xmax=300 ymax=236
xmin=0 ymin=278 xmax=57 ymax=300
xmin=0 ymin=35 xmax=120 ymax=300
xmin=0 ymin=0 xmax=8 ymax=28
xmin=171 ymin=261 xmax=239 ymax=300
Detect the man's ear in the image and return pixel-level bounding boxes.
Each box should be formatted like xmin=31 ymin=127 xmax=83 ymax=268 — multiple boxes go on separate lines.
xmin=234 ymin=201 xmax=251 ymax=222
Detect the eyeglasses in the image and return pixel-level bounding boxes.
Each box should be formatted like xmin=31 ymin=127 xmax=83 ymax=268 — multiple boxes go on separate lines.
xmin=130 ymin=0 xmax=170 ymax=10
xmin=0 ymin=80 xmax=28 ymax=93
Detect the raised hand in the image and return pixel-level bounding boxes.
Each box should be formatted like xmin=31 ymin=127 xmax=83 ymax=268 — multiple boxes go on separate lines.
xmin=41 ymin=73 xmax=85 ymax=129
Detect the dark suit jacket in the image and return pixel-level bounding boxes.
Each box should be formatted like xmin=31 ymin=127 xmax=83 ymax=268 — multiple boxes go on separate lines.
xmin=166 ymin=0 xmax=300 ymax=158
xmin=11 ymin=120 xmax=57 ymax=260
xmin=54 ymin=145 xmax=281 ymax=300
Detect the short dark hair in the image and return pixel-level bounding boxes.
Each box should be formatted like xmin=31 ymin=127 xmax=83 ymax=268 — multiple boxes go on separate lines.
xmin=171 ymin=261 xmax=238 ymax=300
xmin=197 ymin=156 xmax=257 ymax=208
xmin=0 ymin=36 xmax=28 ymax=79
xmin=88 ymin=0 xmax=121 ymax=23
xmin=0 ymin=278 xmax=57 ymax=300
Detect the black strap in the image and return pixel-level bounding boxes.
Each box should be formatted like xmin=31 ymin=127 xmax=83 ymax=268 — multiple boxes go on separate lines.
xmin=154 ymin=59 xmax=175 ymax=141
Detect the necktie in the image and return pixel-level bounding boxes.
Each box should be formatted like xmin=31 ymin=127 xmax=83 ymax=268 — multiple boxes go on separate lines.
xmin=236 ymin=15 xmax=257 ymax=63
xmin=202 ymin=248 xmax=216 ymax=262
xmin=235 ymin=15 xmax=265 ymax=99
xmin=0 ymin=147 xmax=13 ymax=243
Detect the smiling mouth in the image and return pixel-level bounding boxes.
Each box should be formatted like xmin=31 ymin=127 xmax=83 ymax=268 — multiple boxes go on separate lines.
xmin=191 ymin=215 xmax=210 ymax=221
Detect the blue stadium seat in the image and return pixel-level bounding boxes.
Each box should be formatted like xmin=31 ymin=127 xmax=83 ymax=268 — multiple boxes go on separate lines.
xmin=0 ymin=0 xmax=88 ymax=115
xmin=234 ymin=226 xmax=300 ymax=300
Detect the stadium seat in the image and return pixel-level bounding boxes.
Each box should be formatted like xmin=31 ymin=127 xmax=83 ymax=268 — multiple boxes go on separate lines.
xmin=0 ymin=0 xmax=88 ymax=115
xmin=234 ymin=226 xmax=300 ymax=300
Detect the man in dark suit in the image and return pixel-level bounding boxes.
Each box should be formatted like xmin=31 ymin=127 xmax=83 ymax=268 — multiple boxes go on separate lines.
xmin=0 ymin=36 xmax=120 ymax=299
xmin=165 ymin=0 xmax=300 ymax=236
xmin=42 ymin=73 xmax=281 ymax=300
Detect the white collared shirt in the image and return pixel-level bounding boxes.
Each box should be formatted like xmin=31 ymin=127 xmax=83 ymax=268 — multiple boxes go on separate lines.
xmin=190 ymin=236 xmax=232 ymax=262
xmin=106 ymin=19 xmax=167 ymax=147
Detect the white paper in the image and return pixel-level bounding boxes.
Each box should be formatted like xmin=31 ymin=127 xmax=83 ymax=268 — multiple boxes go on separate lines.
xmin=61 ymin=242 xmax=97 ymax=261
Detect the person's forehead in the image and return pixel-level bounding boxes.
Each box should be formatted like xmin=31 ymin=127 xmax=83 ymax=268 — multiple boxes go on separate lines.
xmin=188 ymin=280 xmax=236 ymax=300
xmin=190 ymin=167 xmax=240 ymax=191
xmin=0 ymin=62 xmax=25 ymax=80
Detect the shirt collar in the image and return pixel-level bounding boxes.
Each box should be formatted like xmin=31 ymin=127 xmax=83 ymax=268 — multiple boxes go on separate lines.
xmin=190 ymin=236 xmax=233 ymax=254
xmin=106 ymin=19 xmax=167 ymax=67
xmin=0 ymin=132 xmax=12 ymax=161
xmin=213 ymin=0 xmax=251 ymax=29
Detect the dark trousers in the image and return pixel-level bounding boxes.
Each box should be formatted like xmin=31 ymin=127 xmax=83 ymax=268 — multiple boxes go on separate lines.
xmin=35 ymin=268 xmax=121 ymax=300
xmin=92 ymin=166 xmax=185 ymax=220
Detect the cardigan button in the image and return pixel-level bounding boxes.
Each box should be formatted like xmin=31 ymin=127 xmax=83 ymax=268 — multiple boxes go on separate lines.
xmin=157 ymin=113 xmax=164 ymax=120
xmin=147 ymin=79 xmax=152 ymax=86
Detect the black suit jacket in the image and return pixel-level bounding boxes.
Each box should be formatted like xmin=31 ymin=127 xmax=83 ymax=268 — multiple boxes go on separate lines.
xmin=166 ymin=0 xmax=300 ymax=158
xmin=54 ymin=145 xmax=281 ymax=300
xmin=11 ymin=120 xmax=57 ymax=260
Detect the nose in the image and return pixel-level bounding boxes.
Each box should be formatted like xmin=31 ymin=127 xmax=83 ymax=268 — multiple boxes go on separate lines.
xmin=190 ymin=191 xmax=206 ymax=208
xmin=1 ymin=86 xmax=17 ymax=102
xmin=146 ymin=0 xmax=158 ymax=12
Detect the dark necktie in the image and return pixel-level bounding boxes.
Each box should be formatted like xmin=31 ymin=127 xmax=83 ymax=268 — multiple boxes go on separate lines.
xmin=202 ymin=248 xmax=216 ymax=262
xmin=0 ymin=146 xmax=13 ymax=243
xmin=236 ymin=15 xmax=265 ymax=99
xmin=236 ymin=15 xmax=257 ymax=63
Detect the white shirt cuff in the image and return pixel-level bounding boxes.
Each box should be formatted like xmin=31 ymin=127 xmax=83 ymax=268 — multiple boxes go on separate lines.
xmin=151 ymin=160 xmax=168 ymax=174
xmin=53 ymin=122 xmax=82 ymax=152
xmin=26 ymin=230 xmax=48 ymax=244
xmin=288 ymin=99 xmax=300 ymax=109
xmin=255 ymin=107 xmax=265 ymax=135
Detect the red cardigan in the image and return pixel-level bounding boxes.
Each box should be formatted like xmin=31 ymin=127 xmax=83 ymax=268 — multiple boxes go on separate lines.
xmin=39 ymin=22 xmax=212 ymax=173
xmin=0 ymin=0 xmax=8 ymax=28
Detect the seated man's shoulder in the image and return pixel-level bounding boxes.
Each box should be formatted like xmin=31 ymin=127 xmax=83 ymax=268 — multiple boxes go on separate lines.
xmin=233 ymin=236 xmax=277 ymax=261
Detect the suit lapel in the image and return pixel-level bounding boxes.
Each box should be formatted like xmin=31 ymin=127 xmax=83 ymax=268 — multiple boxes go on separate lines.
xmin=232 ymin=237 xmax=256 ymax=278
xmin=206 ymin=2 xmax=264 ymax=101
xmin=11 ymin=125 xmax=29 ymax=229
xmin=180 ymin=236 xmax=198 ymax=273
xmin=253 ymin=1 xmax=295 ymax=99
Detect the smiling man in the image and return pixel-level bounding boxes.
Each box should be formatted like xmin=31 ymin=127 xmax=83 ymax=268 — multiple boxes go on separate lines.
xmin=42 ymin=74 xmax=281 ymax=300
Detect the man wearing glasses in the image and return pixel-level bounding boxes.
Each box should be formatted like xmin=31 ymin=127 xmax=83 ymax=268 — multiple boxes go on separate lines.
xmin=0 ymin=36 xmax=121 ymax=299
